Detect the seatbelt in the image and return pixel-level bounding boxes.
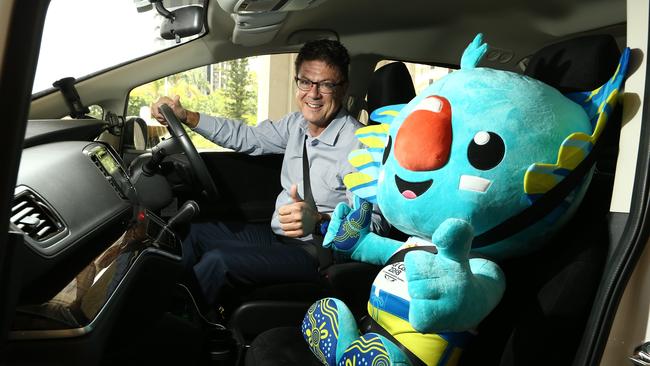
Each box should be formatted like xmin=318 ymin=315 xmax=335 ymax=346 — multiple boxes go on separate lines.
xmin=386 ymin=245 xmax=438 ymax=265
xmin=302 ymin=135 xmax=316 ymax=208
xmin=471 ymin=111 xmax=617 ymax=248
xmin=302 ymin=135 xmax=333 ymax=268
xmin=365 ymin=316 xmax=427 ymax=366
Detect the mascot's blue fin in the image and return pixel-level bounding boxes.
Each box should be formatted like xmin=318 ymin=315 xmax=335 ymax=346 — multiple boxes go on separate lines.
xmin=524 ymin=47 xmax=631 ymax=200
xmin=344 ymin=97 xmax=408 ymax=203
xmin=461 ymin=33 xmax=488 ymax=69
xmin=369 ymin=104 xmax=407 ymax=124
xmin=344 ymin=123 xmax=391 ymax=204
xmin=345 ymin=103 xmax=406 ymax=203
xmin=565 ymin=47 xmax=631 ymax=138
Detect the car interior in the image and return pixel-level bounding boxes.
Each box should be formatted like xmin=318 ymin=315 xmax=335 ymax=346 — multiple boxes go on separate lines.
xmin=0 ymin=0 xmax=648 ymax=365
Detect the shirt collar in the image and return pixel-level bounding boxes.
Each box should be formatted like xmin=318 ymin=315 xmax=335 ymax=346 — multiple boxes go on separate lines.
xmin=302 ymin=108 xmax=349 ymax=146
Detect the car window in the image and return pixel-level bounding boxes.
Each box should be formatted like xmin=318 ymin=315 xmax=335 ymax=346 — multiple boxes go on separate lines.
xmin=128 ymin=53 xmax=299 ymax=150
xmin=32 ymin=0 xmax=205 ymax=94
xmin=87 ymin=105 xmax=104 ymax=120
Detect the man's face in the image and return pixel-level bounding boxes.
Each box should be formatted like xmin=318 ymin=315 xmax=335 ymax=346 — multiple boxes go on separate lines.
xmin=295 ymin=60 xmax=347 ymax=128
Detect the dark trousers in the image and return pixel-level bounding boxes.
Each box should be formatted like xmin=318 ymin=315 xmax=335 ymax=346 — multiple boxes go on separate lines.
xmin=181 ymin=221 xmax=319 ymax=306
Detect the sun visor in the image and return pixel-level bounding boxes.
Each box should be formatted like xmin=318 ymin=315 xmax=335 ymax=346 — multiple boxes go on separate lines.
xmin=217 ymin=0 xmax=329 ymax=13
xmin=228 ymin=12 xmax=284 ymax=46
xmin=218 ymin=0 xmax=331 ymax=46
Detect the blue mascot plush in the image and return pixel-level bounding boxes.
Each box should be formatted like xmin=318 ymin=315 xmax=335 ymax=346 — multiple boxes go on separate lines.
xmin=301 ymin=34 xmax=630 ymax=366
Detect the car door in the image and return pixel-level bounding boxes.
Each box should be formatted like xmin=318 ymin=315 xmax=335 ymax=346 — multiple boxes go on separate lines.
xmin=590 ymin=0 xmax=650 ymax=364
xmin=0 ymin=0 xmax=50 ymax=348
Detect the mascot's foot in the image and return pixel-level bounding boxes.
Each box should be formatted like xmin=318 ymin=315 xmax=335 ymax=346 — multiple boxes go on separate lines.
xmin=302 ymin=298 xmax=359 ymax=366
xmin=339 ymin=333 xmax=411 ymax=366
xmin=301 ymin=298 xmax=411 ymax=366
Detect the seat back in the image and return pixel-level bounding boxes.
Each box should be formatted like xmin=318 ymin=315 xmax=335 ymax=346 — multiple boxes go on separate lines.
xmin=524 ymin=34 xmax=621 ymax=93
xmin=366 ymin=61 xmax=416 ymax=125
xmin=460 ymin=34 xmax=622 ymax=366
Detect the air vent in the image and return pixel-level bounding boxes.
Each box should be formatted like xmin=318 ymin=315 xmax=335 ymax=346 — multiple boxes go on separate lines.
xmin=11 ymin=190 xmax=65 ymax=242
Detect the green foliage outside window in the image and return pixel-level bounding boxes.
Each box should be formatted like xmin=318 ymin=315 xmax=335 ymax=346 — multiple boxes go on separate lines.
xmin=128 ymin=58 xmax=258 ymax=149
xmin=223 ymin=58 xmax=257 ymax=123
xmin=88 ymin=105 xmax=104 ymax=119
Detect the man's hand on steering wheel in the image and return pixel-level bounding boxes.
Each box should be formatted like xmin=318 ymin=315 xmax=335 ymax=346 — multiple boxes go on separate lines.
xmin=151 ymin=95 xmax=199 ymax=129
xmin=150 ymin=96 xmax=220 ymax=202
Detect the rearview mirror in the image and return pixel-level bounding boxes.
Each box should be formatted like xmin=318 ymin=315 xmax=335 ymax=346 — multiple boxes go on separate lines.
xmin=160 ymin=5 xmax=205 ymax=41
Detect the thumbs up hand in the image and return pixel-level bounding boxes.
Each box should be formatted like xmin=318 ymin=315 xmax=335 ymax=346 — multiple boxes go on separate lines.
xmin=323 ymin=199 xmax=372 ymax=256
xmin=404 ymin=218 xmax=506 ymax=333
xmin=288 ymin=184 xmax=303 ymax=203
xmin=278 ymin=184 xmax=322 ymax=238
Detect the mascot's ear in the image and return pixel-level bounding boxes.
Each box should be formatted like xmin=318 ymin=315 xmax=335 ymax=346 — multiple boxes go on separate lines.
xmin=461 ymin=33 xmax=488 ymax=69
xmin=369 ymin=104 xmax=407 ymax=124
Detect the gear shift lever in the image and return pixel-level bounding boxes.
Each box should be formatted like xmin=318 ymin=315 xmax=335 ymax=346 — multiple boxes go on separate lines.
xmin=166 ymin=200 xmax=200 ymax=229
xmin=154 ymin=200 xmax=200 ymax=244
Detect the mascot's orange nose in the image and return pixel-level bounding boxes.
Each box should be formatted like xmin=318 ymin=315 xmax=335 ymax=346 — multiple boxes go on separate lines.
xmin=395 ymin=95 xmax=452 ymax=171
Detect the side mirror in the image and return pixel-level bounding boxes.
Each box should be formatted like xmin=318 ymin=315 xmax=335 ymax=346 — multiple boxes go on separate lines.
xmin=158 ymin=5 xmax=205 ymax=41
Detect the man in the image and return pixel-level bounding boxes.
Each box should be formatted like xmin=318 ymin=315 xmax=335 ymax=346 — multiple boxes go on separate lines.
xmin=151 ymin=39 xmax=385 ymax=309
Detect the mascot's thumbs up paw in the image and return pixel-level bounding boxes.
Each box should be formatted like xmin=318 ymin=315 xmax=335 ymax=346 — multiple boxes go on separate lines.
xmin=404 ymin=218 xmax=494 ymax=333
xmin=323 ymin=199 xmax=372 ymax=255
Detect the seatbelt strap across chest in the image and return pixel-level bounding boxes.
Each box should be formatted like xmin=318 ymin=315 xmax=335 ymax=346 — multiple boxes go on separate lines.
xmin=303 ymin=135 xmax=316 ymax=208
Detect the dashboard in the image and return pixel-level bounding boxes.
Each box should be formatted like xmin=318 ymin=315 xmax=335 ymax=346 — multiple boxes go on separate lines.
xmin=9 ymin=139 xmax=184 ymax=341
xmin=11 ymin=141 xmax=135 ymax=306
xmin=13 ymin=141 xmax=133 ymax=257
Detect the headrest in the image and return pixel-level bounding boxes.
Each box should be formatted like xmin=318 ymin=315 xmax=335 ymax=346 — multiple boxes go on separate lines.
xmin=367 ymin=62 xmax=416 ymax=125
xmin=524 ymin=34 xmax=621 ymax=93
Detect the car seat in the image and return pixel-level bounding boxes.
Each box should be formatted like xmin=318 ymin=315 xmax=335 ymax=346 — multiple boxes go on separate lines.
xmin=243 ymin=34 xmax=623 ymax=366
xmin=459 ymin=34 xmax=622 ymax=366
xmin=366 ymin=61 xmax=417 ymax=125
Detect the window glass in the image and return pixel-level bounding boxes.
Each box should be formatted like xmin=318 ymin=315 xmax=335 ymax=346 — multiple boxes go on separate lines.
xmin=87 ymin=105 xmax=104 ymax=120
xmin=33 ymin=0 xmax=205 ymax=94
xmin=61 ymin=105 xmax=104 ymax=120
xmin=128 ymin=53 xmax=299 ymax=150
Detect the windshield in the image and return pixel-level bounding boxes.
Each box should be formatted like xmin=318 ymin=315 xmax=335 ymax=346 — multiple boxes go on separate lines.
xmin=32 ymin=0 xmax=204 ymax=94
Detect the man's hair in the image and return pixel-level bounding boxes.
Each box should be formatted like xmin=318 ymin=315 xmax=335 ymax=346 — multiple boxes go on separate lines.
xmin=295 ymin=39 xmax=350 ymax=82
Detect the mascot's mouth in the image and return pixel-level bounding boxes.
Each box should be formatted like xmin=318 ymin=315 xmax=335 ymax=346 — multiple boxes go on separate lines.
xmin=395 ymin=175 xmax=433 ymax=199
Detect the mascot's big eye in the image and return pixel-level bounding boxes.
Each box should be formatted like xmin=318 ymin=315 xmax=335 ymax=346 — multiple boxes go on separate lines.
xmin=467 ymin=131 xmax=505 ymax=170
xmin=382 ymin=135 xmax=392 ymax=165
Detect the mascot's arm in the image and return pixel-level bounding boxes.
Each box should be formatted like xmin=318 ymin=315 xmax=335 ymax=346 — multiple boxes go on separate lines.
xmin=405 ymin=218 xmax=506 ymax=333
xmin=324 ymin=200 xmax=402 ymax=265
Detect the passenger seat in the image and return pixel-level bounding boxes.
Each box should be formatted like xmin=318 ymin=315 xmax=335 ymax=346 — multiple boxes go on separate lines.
xmin=459 ymin=34 xmax=622 ymax=366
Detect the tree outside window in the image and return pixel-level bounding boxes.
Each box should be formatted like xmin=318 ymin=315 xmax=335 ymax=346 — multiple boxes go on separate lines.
xmin=128 ymin=57 xmax=258 ymax=149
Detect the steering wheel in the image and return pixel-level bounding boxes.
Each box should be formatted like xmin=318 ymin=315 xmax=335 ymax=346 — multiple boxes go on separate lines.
xmin=158 ymin=104 xmax=220 ymax=202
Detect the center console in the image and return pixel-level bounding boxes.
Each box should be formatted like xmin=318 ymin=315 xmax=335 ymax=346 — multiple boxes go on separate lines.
xmin=10 ymin=209 xmax=182 ymax=338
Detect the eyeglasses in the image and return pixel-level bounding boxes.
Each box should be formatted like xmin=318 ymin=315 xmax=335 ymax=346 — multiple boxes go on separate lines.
xmin=294 ymin=77 xmax=342 ymax=94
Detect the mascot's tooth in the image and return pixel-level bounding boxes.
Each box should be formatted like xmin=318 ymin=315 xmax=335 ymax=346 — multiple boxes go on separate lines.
xmin=459 ymin=175 xmax=492 ymax=193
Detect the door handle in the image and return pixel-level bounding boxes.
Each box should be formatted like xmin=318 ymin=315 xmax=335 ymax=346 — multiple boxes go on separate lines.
xmin=631 ymin=342 xmax=650 ymax=365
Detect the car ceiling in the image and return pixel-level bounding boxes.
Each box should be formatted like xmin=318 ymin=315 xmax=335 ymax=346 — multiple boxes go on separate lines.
xmin=29 ymin=0 xmax=626 ymax=119
xmin=206 ymin=0 xmax=626 ymax=63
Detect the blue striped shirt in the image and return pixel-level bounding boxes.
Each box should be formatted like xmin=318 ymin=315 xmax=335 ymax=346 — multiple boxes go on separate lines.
xmin=194 ymin=108 xmax=387 ymax=240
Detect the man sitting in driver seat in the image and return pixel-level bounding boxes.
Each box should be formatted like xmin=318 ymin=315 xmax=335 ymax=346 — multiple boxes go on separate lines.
xmin=151 ymin=39 xmax=386 ymax=313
